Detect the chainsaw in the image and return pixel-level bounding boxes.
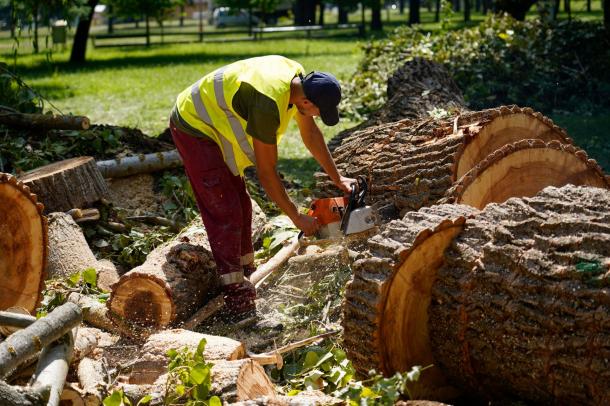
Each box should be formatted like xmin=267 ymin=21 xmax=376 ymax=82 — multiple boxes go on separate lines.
xmin=305 ymin=176 xmax=376 ymax=240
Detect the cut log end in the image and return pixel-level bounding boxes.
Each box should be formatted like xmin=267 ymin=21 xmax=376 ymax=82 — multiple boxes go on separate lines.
xmin=0 ymin=172 xmax=47 ymax=313
xmin=446 ymin=141 xmax=609 ymax=209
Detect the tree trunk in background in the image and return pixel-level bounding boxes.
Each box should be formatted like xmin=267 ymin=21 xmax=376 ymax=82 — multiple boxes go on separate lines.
xmin=564 ymin=0 xmax=571 ymax=18
xmin=464 ymin=0 xmax=471 ymax=20
xmin=9 ymin=0 xmax=15 ymax=38
xmin=475 ymin=0 xmax=481 ymax=11
xmin=495 ymin=0 xmax=537 ymax=20
xmin=587 ymin=0 xmax=591 ymax=12
xmin=409 ymin=0 xmax=421 ymax=24
xmin=342 ymin=185 xmax=610 ymax=404
xmin=70 ymin=0 xmax=98 ymax=64
xmin=371 ymin=0 xmax=383 ymax=30
xmin=107 ymin=5 xmax=114 ymax=33
xmin=319 ymin=1 xmax=325 ymax=25
xmin=435 ymin=0 xmax=441 ymax=21
xmin=453 ymin=0 xmax=461 ymax=12
xmin=553 ymin=0 xmax=560 ymax=18
xmin=180 ymin=5 xmax=185 ymax=26
xmin=605 ymin=0 xmax=610 ymax=29
xmin=145 ymin=15 xmax=150 ymax=46
xmin=32 ymin=4 xmax=39 ymax=54
xmin=400 ymin=0 xmax=405 ymax=13
xmin=338 ymin=4 xmax=349 ymax=23
xmin=294 ymin=0 xmax=316 ymax=25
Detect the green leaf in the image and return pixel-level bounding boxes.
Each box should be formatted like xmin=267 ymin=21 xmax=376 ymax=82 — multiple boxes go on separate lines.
xmin=287 ymin=389 xmax=301 ymax=396
xmin=196 ymin=338 xmax=207 ymax=358
xmin=68 ymin=271 xmax=81 ymax=286
xmin=208 ymin=396 xmax=221 ymax=406
xmin=190 ymin=363 xmax=211 ymax=385
xmin=166 ymin=348 xmax=178 ymax=359
xmin=102 ymin=391 xmax=123 ymax=406
xmin=192 ymin=382 xmax=210 ymax=400
xmin=83 ymin=267 xmax=98 ymax=287
xmin=136 ymin=395 xmax=152 ymax=405
xmin=175 ymin=384 xmax=185 ymax=396
xmin=302 ymin=351 xmax=319 ymax=370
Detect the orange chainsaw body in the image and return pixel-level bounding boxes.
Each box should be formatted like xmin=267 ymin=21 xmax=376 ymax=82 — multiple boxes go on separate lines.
xmin=307 ymin=197 xmax=348 ymax=225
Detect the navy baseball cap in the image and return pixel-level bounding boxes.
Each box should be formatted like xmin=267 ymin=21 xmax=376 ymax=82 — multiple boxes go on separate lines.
xmin=301 ymin=71 xmax=342 ymax=126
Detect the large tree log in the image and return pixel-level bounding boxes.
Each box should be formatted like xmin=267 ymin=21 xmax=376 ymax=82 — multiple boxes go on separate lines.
xmin=107 ymin=208 xmax=265 ymax=333
xmin=107 ymin=219 xmax=218 ymax=332
xmin=210 ymin=359 xmax=276 ymax=403
xmin=96 ymin=150 xmax=183 ymax=179
xmin=0 ymin=173 xmax=47 ymax=314
xmin=329 ymin=58 xmax=467 ymax=152
xmin=46 ymin=212 xmax=118 ymax=288
xmin=0 ymin=302 xmax=82 ymax=378
xmin=316 ymin=106 xmax=609 ymax=219
xmin=18 ymin=157 xmax=109 ymax=213
xmin=342 ymin=185 xmax=610 ymax=404
xmin=30 ymin=331 xmax=75 ymax=406
xmin=128 ymin=329 xmax=245 ymax=385
xmin=0 ymin=111 xmax=90 ymax=130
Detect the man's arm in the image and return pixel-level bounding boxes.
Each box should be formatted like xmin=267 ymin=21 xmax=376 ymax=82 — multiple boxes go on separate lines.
xmin=295 ymin=112 xmax=353 ymax=194
xmin=252 ymin=138 xmax=319 ymax=235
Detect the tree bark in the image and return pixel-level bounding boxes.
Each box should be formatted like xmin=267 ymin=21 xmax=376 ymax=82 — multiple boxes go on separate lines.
xmin=338 ymin=4 xmax=349 ymax=23
xmin=96 ymin=150 xmax=183 ymax=178
xmin=107 ymin=219 xmax=219 ymax=331
xmin=495 ymin=0 xmax=537 ymax=20
xmin=0 ymin=380 xmax=49 ymax=405
xmin=46 ymin=212 xmax=118 ymax=289
xmin=0 ymin=172 xmax=47 ymax=314
xmin=67 ymin=293 xmax=136 ymax=338
xmin=605 ymin=0 xmax=610 ymax=29
xmin=342 ymin=185 xmax=610 ymax=404
xmin=0 ymin=112 xmax=90 ymax=130
xmin=31 ymin=331 xmax=74 ymax=406
xmin=77 ymin=357 xmax=106 ymax=405
xmin=70 ymin=0 xmax=99 ymax=64
xmin=18 ymin=157 xmax=109 ymax=213
xmin=317 ymin=106 xmax=598 ymax=219
xmin=0 ymin=303 xmax=82 ymax=378
xmin=464 ymin=0 xmax=471 ymax=21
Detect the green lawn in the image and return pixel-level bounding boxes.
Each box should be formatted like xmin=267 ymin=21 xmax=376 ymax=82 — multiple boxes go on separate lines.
xmin=1 ymin=2 xmax=607 ymax=183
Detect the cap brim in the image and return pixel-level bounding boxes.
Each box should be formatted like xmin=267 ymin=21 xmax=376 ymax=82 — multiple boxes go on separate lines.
xmin=320 ymin=107 xmax=339 ymax=126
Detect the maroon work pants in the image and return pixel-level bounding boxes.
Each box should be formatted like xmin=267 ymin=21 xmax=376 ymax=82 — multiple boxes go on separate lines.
xmin=170 ymin=121 xmax=254 ymax=279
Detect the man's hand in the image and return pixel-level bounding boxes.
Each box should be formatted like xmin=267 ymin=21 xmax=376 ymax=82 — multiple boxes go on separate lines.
xmin=337 ymin=175 xmax=357 ymax=195
xmin=293 ymin=213 xmax=320 ymax=236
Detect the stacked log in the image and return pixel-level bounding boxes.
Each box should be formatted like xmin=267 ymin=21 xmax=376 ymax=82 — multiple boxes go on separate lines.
xmin=17 ymin=157 xmax=109 ymax=213
xmin=0 ymin=172 xmax=47 ymax=314
xmin=316 ymin=105 xmax=608 ymax=218
xmin=342 ymin=185 xmax=610 ymax=404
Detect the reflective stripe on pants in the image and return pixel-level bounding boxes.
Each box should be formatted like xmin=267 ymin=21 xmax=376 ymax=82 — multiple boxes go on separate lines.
xmin=170 ymin=121 xmax=254 ymax=284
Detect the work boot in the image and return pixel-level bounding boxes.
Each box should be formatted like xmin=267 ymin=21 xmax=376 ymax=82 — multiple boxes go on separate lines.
xmin=223 ymin=279 xmax=257 ymax=317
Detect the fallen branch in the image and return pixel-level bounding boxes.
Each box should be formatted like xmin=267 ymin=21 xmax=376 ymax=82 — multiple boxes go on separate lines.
xmin=0 ymin=380 xmax=50 ymax=406
xmin=126 ymin=215 xmax=180 ymax=232
xmin=248 ymin=330 xmax=340 ymax=369
xmin=77 ymin=357 xmax=106 ymax=406
xmin=0 ymin=302 xmax=82 ymax=378
xmin=250 ymin=235 xmax=301 ymax=287
xmin=30 ymin=331 xmax=75 ymax=406
xmin=66 ymin=208 xmax=100 ymax=223
xmin=181 ymin=295 xmax=225 ymax=330
xmin=67 ymin=293 xmax=141 ymax=338
xmin=0 ymin=111 xmax=90 ymax=130
xmin=0 ymin=310 xmax=36 ymax=330
xmin=96 ymin=150 xmax=183 ymax=179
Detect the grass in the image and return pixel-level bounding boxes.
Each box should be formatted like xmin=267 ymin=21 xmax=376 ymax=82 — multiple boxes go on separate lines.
xmin=1 ymin=3 xmax=607 ymax=184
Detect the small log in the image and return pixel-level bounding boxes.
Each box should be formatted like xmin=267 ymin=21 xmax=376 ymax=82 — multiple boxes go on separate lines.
xmin=182 ymin=295 xmax=225 ymax=330
xmin=210 ymin=359 xmax=275 ymax=403
xmin=77 ymin=357 xmax=106 ymax=406
xmin=0 ymin=302 xmax=82 ymax=378
xmin=250 ymin=235 xmax=300 ymax=287
xmin=46 ymin=212 xmax=118 ymax=284
xmin=67 ymin=208 xmax=100 ymax=223
xmin=72 ymin=327 xmax=98 ymax=364
xmin=0 ymin=380 xmax=50 ymax=406
xmin=0 ymin=172 xmax=47 ymax=314
xmin=67 ymin=293 xmax=136 ymax=338
xmin=18 ymin=157 xmax=109 ymax=213
xmin=0 ymin=111 xmax=90 ymax=130
xmin=129 ymin=329 xmax=245 ymax=385
xmin=0 ymin=308 xmax=36 ymax=332
xmin=30 ymin=331 xmax=75 ymax=406
xmin=96 ymin=150 xmax=183 ymax=179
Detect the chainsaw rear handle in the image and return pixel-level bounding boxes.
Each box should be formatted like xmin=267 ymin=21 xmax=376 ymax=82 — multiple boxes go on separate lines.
xmin=341 ymin=176 xmax=368 ymax=233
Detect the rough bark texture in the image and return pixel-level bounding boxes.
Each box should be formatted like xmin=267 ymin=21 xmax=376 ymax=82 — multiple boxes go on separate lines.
xmin=329 ymin=58 xmax=467 ymax=153
xmin=77 ymin=357 xmax=106 ymax=405
xmin=0 ymin=380 xmax=49 ymax=406
xmin=0 ymin=302 xmax=82 ymax=378
xmin=67 ymin=293 xmax=135 ymax=338
xmin=107 ymin=218 xmax=219 ymax=331
xmin=128 ymin=329 xmax=245 ymax=385
xmin=316 ymin=106 xmax=599 ymax=220
xmin=46 ymin=212 xmax=118 ymax=285
xmin=0 ymin=172 xmax=47 ymax=313
xmin=342 ymin=185 xmax=610 ymax=404
xmin=18 ymin=157 xmax=109 ymax=213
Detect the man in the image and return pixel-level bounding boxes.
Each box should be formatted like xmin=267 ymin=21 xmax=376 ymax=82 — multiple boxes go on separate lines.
xmin=169 ymin=55 xmax=354 ymax=316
